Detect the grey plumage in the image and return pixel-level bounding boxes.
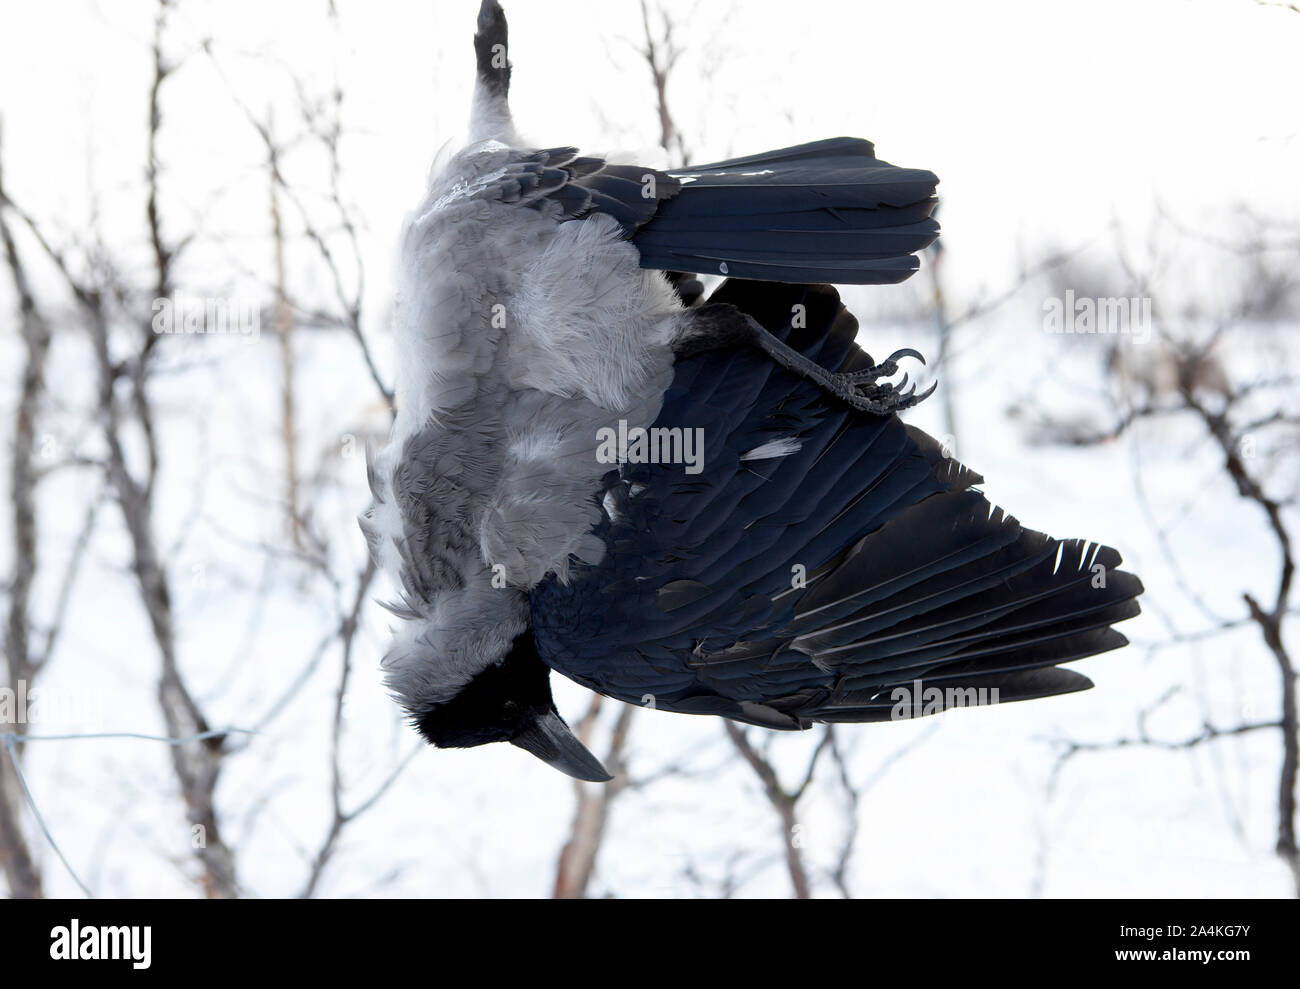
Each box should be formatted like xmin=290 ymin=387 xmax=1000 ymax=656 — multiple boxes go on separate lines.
xmin=368 ymin=11 xmax=684 ymax=723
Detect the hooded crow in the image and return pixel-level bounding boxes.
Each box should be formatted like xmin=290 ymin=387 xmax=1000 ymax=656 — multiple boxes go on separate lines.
xmin=361 ymin=0 xmax=1143 ymax=781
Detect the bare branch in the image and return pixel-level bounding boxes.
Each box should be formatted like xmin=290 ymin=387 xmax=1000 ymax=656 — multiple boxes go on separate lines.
xmin=723 ymin=721 xmax=812 ymax=898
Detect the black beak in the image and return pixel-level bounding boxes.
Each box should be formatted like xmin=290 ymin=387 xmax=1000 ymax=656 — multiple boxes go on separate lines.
xmin=511 ymin=707 xmax=612 ymax=782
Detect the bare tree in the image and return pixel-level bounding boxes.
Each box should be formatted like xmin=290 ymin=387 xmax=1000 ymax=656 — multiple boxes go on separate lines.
xmin=1032 ymin=218 xmax=1300 ymax=895
xmin=552 ymin=698 xmax=636 ymax=898
xmin=723 ymin=723 xmax=825 ymax=897
xmin=638 ymin=0 xmax=691 ymax=166
xmin=267 ymin=110 xmax=303 ymax=548
xmin=0 ymin=0 xmax=244 ymax=897
xmin=0 ymin=123 xmax=50 ymax=899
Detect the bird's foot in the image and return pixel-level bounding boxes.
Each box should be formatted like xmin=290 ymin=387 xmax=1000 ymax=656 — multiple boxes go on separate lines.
xmin=822 ymin=349 xmax=936 ymax=414
xmin=677 ymin=305 xmax=936 ymax=416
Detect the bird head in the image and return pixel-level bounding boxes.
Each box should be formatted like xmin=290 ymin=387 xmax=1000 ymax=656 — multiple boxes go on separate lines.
xmin=408 ymin=630 xmax=612 ymax=782
xmin=363 ymin=438 xmax=611 ymax=784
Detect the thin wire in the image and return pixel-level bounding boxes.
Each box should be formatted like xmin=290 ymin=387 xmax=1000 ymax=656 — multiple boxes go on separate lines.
xmin=0 ymin=726 xmax=256 ymax=899
xmin=0 ymin=728 xmax=255 ymax=744
xmin=2 ymin=736 xmax=94 ymax=898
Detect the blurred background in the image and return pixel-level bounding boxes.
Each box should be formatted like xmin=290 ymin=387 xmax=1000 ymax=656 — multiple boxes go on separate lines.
xmin=1 ymin=0 xmax=1297 ymax=898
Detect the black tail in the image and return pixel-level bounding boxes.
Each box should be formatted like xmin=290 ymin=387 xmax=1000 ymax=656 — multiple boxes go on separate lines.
xmin=632 ymin=137 xmax=939 ymax=285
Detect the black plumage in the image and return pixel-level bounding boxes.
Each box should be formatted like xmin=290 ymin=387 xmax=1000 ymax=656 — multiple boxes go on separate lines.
xmin=509 ymin=137 xmax=937 ymax=287
xmin=530 ymin=282 xmax=1142 ymax=729
xmin=636 ymin=138 xmax=939 ymax=284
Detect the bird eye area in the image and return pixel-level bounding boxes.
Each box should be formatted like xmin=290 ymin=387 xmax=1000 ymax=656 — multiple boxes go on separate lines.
xmin=413 ymin=633 xmax=554 ymax=749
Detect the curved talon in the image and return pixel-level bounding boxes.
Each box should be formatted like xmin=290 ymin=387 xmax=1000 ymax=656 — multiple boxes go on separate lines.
xmin=851 ymin=374 xmax=936 ymax=415
xmin=825 ymin=353 xmax=936 ymax=415
xmin=899 ymin=381 xmax=936 ymax=410
xmin=842 ymin=348 xmax=927 ymax=385
xmin=886 ymin=347 xmax=926 ymax=367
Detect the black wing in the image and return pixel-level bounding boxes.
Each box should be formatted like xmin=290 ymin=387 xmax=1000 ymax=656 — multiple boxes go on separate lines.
xmin=637 ymin=138 xmax=939 ymax=284
xmin=529 ymin=281 xmax=1143 ymax=729
xmin=491 ymin=138 xmax=938 ymax=286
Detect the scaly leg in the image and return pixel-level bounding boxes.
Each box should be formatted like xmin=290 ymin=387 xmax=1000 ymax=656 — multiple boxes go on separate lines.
xmin=676 ymin=304 xmax=935 ymax=416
